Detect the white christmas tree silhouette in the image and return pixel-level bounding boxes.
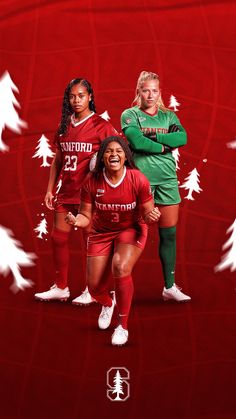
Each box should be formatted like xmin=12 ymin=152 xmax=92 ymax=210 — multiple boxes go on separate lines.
xmin=34 ymin=218 xmax=48 ymax=239
xmin=112 ymin=370 xmax=124 ymax=400
xmin=99 ymin=110 xmax=110 ymax=121
xmin=169 ymin=95 xmax=180 ymax=111
xmin=32 ymin=134 xmax=55 ymax=167
xmin=56 ymin=178 xmax=62 ymax=194
xmin=89 ymin=152 xmax=98 ymax=171
xmin=0 ymin=71 xmax=27 ymax=152
xmin=172 ymin=148 xmax=180 ymax=170
xmin=227 ymin=139 xmax=236 ymax=149
xmin=0 ymin=225 xmax=36 ymax=292
xmin=215 ymin=219 xmax=236 ymax=272
xmin=179 ymin=168 xmax=202 ymax=200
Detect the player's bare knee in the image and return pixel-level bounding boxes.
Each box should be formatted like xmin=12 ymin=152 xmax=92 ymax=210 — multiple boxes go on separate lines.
xmin=113 ymin=261 xmax=131 ymax=277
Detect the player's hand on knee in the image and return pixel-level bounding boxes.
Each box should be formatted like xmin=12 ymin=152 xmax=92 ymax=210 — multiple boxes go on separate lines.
xmin=65 ymin=212 xmax=76 ymax=225
xmin=152 ymin=207 xmax=161 ymax=221
xmin=145 ymin=207 xmax=161 ymax=224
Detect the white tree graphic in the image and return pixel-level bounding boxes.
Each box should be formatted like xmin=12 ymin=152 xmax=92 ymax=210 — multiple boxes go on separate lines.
xmin=179 ymin=168 xmax=202 ymax=200
xmin=99 ymin=110 xmax=110 ymax=121
xmin=227 ymin=139 xmax=236 ymax=149
xmin=89 ymin=152 xmax=98 ymax=172
xmin=0 ymin=225 xmax=36 ymax=292
xmin=34 ymin=217 xmax=48 ymax=239
xmin=169 ymin=95 xmax=180 ymax=111
xmin=32 ymin=134 xmax=55 ymax=167
xmin=112 ymin=370 xmax=124 ymax=400
xmin=0 ymin=71 xmax=27 ymax=152
xmin=215 ymin=219 xmax=236 ymax=272
xmin=56 ymin=178 xmax=62 ymax=194
xmin=172 ymin=148 xmax=180 ymax=170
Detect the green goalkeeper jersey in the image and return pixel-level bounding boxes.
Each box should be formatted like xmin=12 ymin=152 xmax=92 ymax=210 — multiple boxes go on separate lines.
xmin=121 ymin=106 xmax=187 ymax=185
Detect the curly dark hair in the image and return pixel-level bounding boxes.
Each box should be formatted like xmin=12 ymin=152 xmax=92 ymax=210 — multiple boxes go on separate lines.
xmin=56 ymin=78 xmax=96 ymax=136
xmin=94 ymin=136 xmax=136 ymax=175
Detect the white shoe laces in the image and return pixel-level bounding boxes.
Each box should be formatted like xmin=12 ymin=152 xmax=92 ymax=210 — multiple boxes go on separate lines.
xmin=101 ymin=305 xmax=112 ymax=319
xmin=80 ymin=289 xmax=89 ymax=299
xmin=174 ymin=284 xmax=182 ymax=292
xmin=114 ymin=325 xmax=126 ymax=335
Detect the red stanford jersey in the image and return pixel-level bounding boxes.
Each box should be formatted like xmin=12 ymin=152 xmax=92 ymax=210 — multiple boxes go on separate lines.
xmin=55 ymin=113 xmax=118 ymax=204
xmin=81 ymin=167 xmax=152 ymax=232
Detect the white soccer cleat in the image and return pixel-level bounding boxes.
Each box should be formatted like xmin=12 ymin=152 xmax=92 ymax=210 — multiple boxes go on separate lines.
xmin=111 ymin=325 xmax=129 ymax=346
xmin=72 ymin=286 xmax=96 ymax=306
xmin=98 ymin=296 xmax=115 ymax=330
xmin=162 ymin=283 xmax=191 ymax=302
xmin=34 ymin=284 xmax=70 ymax=301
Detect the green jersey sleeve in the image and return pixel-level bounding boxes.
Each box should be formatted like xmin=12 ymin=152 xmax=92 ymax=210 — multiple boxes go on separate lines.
xmin=156 ymin=112 xmax=187 ymax=147
xmin=121 ymin=109 xmax=163 ymax=154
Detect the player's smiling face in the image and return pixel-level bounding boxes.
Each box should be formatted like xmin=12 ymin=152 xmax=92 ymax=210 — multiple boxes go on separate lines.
xmin=69 ymin=83 xmax=91 ymax=117
xmin=139 ymin=79 xmax=160 ymax=112
xmin=103 ymin=141 xmax=126 ymax=172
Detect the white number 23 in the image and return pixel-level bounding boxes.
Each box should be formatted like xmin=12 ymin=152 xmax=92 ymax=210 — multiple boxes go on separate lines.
xmin=64 ymin=155 xmax=77 ymax=171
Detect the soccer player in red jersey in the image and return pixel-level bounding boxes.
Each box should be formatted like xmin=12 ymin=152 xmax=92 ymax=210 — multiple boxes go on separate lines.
xmin=34 ymin=78 xmax=118 ymax=303
xmin=66 ymin=136 xmax=160 ymax=346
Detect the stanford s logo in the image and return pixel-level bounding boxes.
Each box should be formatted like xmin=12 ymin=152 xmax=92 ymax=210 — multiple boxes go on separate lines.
xmin=106 ymin=367 xmax=130 ymax=401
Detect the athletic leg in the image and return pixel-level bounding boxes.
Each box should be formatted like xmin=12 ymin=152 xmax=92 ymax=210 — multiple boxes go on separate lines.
xmin=51 ymin=211 xmax=72 ymax=288
xmin=111 ymin=242 xmax=143 ymax=345
xmin=158 ymin=204 xmax=191 ymax=302
xmin=87 ymin=255 xmax=116 ymax=330
xmin=87 ymin=255 xmax=113 ymax=306
xmin=34 ymin=211 xmax=72 ymax=301
xmin=158 ymin=204 xmax=179 ymax=289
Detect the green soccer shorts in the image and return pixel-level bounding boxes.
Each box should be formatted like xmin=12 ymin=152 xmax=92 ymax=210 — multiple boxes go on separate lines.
xmin=151 ymin=179 xmax=181 ymax=205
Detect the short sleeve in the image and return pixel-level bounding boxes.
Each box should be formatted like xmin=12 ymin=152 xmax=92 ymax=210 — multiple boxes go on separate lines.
xmin=95 ymin=116 xmax=119 ymax=141
xmin=53 ymin=133 xmax=61 ymax=150
xmin=81 ymin=177 xmax=93 ymax=203
xmin=102 ymin=121 xmax=119 ymax=138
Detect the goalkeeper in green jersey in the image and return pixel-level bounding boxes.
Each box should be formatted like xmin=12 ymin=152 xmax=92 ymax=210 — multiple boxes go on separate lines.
xmin=121 ymin=71 xmax=191 ymax=302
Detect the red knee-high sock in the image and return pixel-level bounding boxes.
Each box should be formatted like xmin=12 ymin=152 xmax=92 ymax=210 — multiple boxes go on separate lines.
xmin=114 ymin=275 xmax=133 ymax=329
xmin=51 ymin=227 xmax=70 ymax=289
xmin=88 ymin=286 xmax=112 ymax=307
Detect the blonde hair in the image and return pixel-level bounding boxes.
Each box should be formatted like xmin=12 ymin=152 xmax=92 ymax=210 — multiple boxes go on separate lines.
xmin=132 ymin=71 xmax=168 ymax=111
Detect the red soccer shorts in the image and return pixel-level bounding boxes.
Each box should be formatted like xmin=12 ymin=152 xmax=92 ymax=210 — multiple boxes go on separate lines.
xmin=54 ymin=202 xmax=91 ymax=239
xmin=87 ymin=223 xmax=148 ymax=256
xmin=54 ymin=202 xmax=80 ymax=215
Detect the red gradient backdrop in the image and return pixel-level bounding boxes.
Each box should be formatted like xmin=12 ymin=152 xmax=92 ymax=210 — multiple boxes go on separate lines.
xmin=0 ymin=1 xmax=236 ymax=418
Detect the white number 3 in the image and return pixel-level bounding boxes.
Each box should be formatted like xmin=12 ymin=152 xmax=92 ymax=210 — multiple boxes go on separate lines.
xmin=111 ymin=212 xmax=119 ymax=222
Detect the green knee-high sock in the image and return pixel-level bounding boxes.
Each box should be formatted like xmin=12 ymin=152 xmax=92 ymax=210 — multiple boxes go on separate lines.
xmin=158 ymin=226 xmax=176 ymax=289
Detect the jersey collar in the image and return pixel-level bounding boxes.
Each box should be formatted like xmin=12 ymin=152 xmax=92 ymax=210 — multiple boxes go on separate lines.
xmin=103 ymin=166 xmax=127 ymax=188
xmin=71 ymin=112 xmax=94 ymax=127
xmin=139 ymin=107 xmax=158 ymax=117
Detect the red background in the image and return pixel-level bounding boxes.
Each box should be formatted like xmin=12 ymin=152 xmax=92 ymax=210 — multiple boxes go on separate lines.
xmin=0 ymin=1 xmax=236 ymax=418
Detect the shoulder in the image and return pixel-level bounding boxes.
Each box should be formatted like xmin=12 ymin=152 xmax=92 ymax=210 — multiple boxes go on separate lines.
xmin=122 ymin=106 xmax=139 ymax=117
xmin=126 ymin=167 xmax=145 ymax=181
xmin=91 ymin=113 xmax=113 ymax=127
xmin=157 ymin=108 xmax=179 ymax=123
xmin=91 ymin=113 xmax=117 ymax=133
xmin=126 ymin=168 xmax=149 ymax=191
xmin=159 ymin=107 xmax=177 ymax=117
xmin=91 ymin=113 xmax=107 ymax=126
xmin=158 ymin=108 xmax=172 ymax=117
xmin=121 ymin=107 xmax=140 ymax=127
